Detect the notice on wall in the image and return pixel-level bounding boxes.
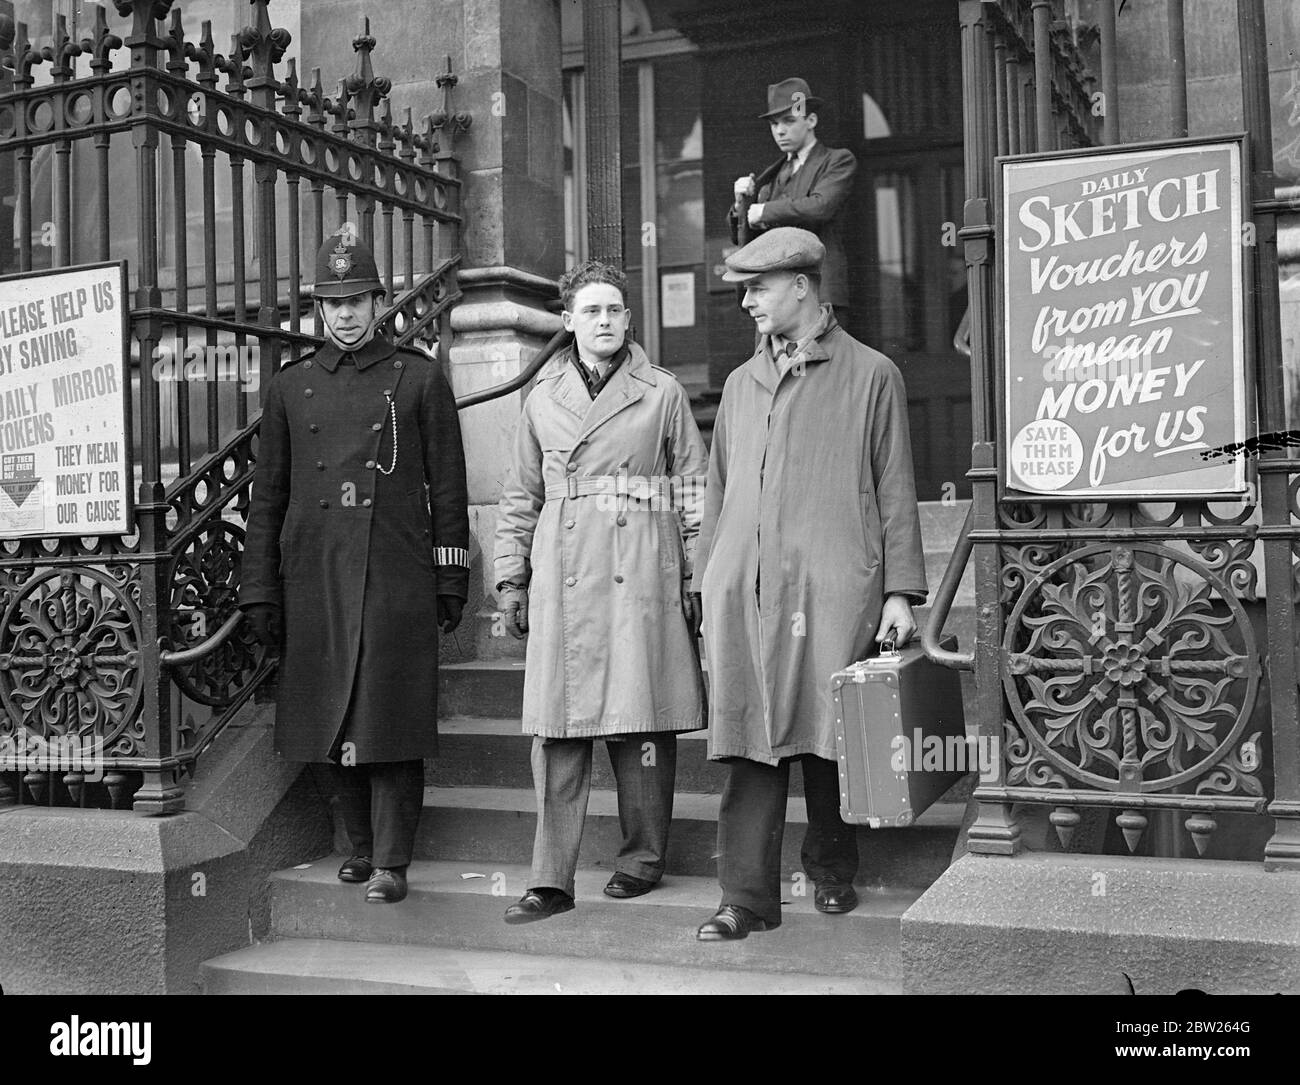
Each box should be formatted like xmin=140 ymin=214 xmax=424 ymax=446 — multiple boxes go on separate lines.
xmin=1001 ymin=138 xmax=1247 ymax=498
xmin=661 ymin=271 xmax=696 ymax=328
xmin=0 ymin=262 xmax=132 ymax=537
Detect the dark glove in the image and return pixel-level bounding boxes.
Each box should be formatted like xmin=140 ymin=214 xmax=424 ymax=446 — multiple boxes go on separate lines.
xmin=497 ymin=584 xmax=529 ymax=640
xmin=684 ymin=590 xmax=703 ymax=640
xmin=437 ymin=595 xmax=464 ymax=634
xmin=244 ymin=603 xmax=282 ymax=648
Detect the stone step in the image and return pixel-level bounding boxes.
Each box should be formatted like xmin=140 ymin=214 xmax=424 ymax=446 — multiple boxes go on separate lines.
xmin=201 ymin=937 xmax=888 ymax=994
xmin=438 ymin=660 xmax=527 ymax=718
xmin=380 ymin=786 xmax=967 ymax=889
xmin=429 ymin=717 xmax=977 ymax=805
xmin=267 ymin=859 xmax=917 ymax=982
xmin=923 ymin=549 xmax=976 ymax=607
xmin=431 ymin=719 xmax=769 ymax=795
xmin=918 ymin=499 xmax=972 ymax=552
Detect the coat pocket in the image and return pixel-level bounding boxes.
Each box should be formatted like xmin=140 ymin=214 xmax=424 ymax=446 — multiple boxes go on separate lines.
xmin=656 ymin=510 xmax=683 ymax=573
xmin=859 ymin=489 xmax=883 ymax=569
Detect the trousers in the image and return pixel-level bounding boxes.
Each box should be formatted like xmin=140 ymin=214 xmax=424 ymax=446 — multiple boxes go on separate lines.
xmin=312 ymin=759 xmax=424 ymax=869
xmin=716 ymin=754 xmax=858 ymax=925
xmin=529 ymin=734 xmax=677 ymax=899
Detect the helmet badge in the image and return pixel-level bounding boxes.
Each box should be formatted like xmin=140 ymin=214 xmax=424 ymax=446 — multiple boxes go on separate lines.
xmin=329 ymin=238 xmax=354 ymax=280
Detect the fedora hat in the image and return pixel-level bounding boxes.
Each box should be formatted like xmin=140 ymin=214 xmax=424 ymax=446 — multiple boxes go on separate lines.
xmin=760 ymin=77 xmax=824 ymax=119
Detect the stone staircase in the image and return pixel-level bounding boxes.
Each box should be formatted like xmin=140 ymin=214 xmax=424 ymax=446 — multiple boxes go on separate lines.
xmin=201 ymin=501 xmax=976 ymax=994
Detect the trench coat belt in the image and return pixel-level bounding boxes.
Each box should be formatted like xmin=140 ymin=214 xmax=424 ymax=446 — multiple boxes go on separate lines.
xmin=543 ymin=472 xmax=670 ymax=503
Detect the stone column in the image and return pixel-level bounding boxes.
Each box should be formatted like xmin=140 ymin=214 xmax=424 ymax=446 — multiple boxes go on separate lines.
xmin=300 ymin=0 xmax=565 ymax=659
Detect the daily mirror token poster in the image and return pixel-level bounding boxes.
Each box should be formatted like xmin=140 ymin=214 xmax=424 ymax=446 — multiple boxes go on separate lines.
xmin=1000 ymin=137 xmax=1248 ymax=499
xmin=0 ymin=262 xmax=132 ymax=537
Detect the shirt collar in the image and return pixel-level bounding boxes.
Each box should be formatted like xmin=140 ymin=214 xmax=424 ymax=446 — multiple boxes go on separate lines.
xmin=569 ymin=343 xmax=630 ymax=398
xmin=788 ymin=137 xmax=818 ymax=168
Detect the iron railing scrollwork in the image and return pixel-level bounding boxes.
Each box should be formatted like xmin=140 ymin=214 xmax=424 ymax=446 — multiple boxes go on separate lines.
xmin=0 ymin=0 xmax=468 ymax=814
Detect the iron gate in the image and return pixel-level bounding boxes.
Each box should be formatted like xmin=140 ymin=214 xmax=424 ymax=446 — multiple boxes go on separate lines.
xmin=0 ymin=0 xmax=468 ymax=813
xmin=926 ymin=0 xmax=1297 ymax=871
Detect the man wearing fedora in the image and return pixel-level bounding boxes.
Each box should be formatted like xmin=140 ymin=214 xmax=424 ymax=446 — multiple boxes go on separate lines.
xmin=691 ymin=227 xmax=926 ymax=940
xmin=241 ymin=230 xmax=470 ymax=905
xmin=731 ymin=77 xmax=858 ymax=321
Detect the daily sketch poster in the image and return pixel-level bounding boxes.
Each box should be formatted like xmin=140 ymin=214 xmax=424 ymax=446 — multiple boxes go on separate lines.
xmin=0 ymin=264 xmax=130 ymax=537
xmin=1002 ymin=141 xmax=1246 ymax=498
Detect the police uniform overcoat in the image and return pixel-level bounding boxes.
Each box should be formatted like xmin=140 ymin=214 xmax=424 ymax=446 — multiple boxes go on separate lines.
xmin=495 ymin=342 xmax=708 ymax=739
xmin=691 ymin=308 xmax=927 ymax=765
xmin=241 ymin=335 xmax=470 ymax=762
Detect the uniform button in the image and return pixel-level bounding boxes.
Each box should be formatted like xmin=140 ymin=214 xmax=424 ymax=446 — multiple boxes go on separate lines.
xmin=394 ymin=359 xmax=404 ymax=369
xmin=616 ymin=514 xmax=627 ymax=526
xmin=304 ymin=388 xmax=313 ymax=397
xmin=309 ymin=424 xmax=319 ymax=433
xmin=304 ymin=360 xmax=313 ymax=369
xmin=365 ymin=459 xmax=376 ymax=470
xmin=362 ymin=498 xmax=373 ymax=507
xmin=565 ymin=520 xmax=575 ymax=529
xmin=383 ymin=389 xmax=392 ymax=397
xmin=315 ymin=461 xmax=325 ymax=471
xmin=319 ymin=499 xmax=329 ymax=508
xmin=565 ymin=576 xmax=576 ymax=587
xmin=566 ymin=463 xmax=577 ymax=474
xmin=614 ymin=575 xmax=624 ymax=584
xmin=372 ymin=422 xmax=382 ymax=431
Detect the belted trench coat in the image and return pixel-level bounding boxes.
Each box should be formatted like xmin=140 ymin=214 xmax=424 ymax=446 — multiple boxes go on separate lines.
xmin=691 ymin=309 xmax=927 ymax=765
xmin=240 ymin=335 xmax=470 ymax=763
xmin=495 ymin=342 xmax=708 ymax=738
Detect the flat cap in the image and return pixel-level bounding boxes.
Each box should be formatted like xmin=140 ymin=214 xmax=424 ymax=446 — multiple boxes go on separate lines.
xmin=722 ymin=227 xmax=826 ymax=283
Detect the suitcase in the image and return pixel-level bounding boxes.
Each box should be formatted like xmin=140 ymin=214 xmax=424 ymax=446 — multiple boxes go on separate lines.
xmin=830 ymin=637 xmax=966 ymax=828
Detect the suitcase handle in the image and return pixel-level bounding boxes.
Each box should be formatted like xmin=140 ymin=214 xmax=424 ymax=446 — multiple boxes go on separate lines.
xmin=845 ymin=640 xmax=903 ymax=672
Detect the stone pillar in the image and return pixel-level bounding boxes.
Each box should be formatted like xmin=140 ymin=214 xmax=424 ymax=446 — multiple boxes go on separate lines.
xmin=299 ymin=0 xmax=565 ymax=659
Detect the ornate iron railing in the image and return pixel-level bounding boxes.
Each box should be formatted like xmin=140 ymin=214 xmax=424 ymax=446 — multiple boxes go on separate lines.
xmin=0 ymin=0 xmax=468 ymax=813
xmin=948 ymin=0 xmax=1297 ymax=868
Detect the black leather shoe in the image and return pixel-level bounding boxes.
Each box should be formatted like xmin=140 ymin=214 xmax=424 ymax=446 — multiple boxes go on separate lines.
xmin=604 ymin=872 xmax=656 ymax=899
xmin=696 ymin=905 xmax=778 ymax=941
xmin=337 ymin=856 xmax=374 ymax=883
xmin=814 ymin=882 xmax=859 ymax=914
xmin=504 ymin=889 xmax=575 ymax=925
xmin=365 ymin=867 xmax=408 ymax=903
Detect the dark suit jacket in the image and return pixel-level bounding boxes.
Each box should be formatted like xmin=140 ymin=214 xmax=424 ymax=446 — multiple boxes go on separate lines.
xmin=727 ymin=141 xmax=859 ymax=308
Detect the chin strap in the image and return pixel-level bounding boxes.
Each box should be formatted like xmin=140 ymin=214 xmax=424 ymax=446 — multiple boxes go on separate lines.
xmin=317 ymin=299 xmax=380 ymax=353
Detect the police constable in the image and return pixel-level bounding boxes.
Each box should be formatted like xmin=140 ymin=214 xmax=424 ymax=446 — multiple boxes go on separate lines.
xmin=691 ymin=228 xmax=926 ymax=940
xmin=730 ymin=78 xmax=858 ymax=320
xmin=240 ymin=230 xmax=470 ymax=905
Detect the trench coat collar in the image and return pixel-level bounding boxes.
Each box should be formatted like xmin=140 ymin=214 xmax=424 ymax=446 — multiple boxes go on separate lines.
xmin=312 ymin=334 xmax=398 ymax=373
xmin=747 ymin=304 xmax=838 ymax=393
xmin=546 ymin=340 xmax=657 ymax=440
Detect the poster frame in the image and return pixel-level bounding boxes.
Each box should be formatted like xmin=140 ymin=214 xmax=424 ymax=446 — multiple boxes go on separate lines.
xmin=0 ymin=259 xmax=134 ymax=538
xmin=994 ymin=132 xmax=1255 ymax=504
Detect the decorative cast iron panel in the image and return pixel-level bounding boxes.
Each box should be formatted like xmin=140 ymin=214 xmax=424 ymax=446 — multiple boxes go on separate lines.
xmin=167 ymin=521 xmax=261 ymax=710
xmin=0 ymin=566 xmax=143 ymax=752
xmin=1002 ymin=543 xmax=1263 ymax=798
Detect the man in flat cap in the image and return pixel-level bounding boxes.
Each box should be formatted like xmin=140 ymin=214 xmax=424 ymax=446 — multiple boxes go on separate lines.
xmin=691 ymin=227 xmax=926 ymax=940
xmin=241 ymin=229 xmax=470 ymax=905
xmin=731 ymin=78 xmax=858 ymax=321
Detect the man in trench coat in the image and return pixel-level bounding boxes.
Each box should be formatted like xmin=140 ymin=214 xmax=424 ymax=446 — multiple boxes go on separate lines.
xmin=692 ymin=227 xmax=927 ymax=940
xmin=240 ymin=232 xmax=470 ymax=904
xmin=730 ymin=77 xmax=858 ymax=317
xmin=494 ymin=260 xmax=709 ymax=923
